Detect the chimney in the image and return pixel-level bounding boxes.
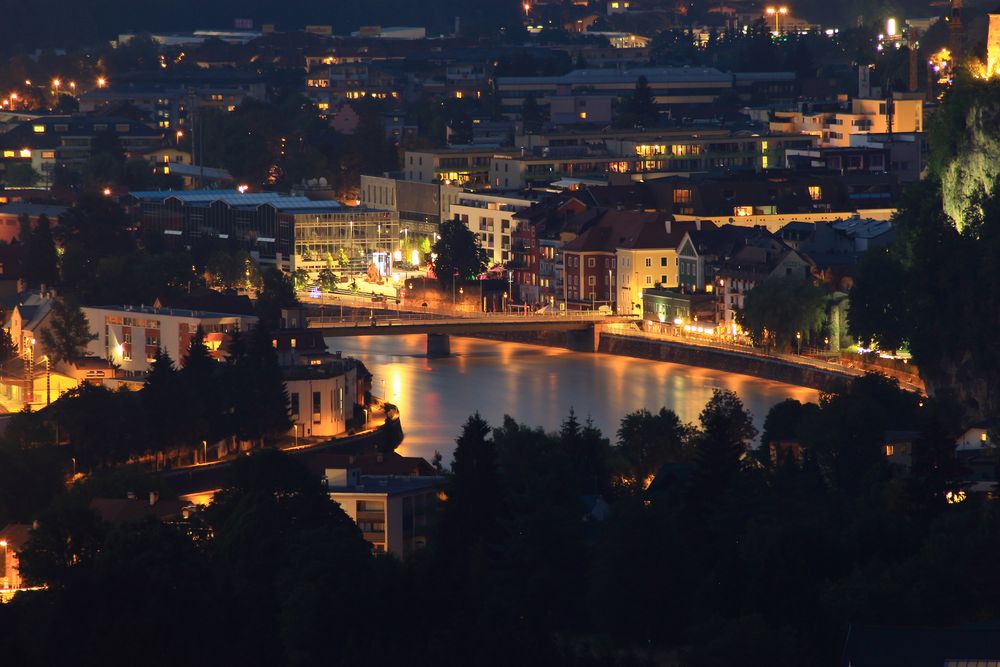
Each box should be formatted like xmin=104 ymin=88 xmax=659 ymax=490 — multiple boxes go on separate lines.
xmin=665 ymin=218 xmax=672 ymax=234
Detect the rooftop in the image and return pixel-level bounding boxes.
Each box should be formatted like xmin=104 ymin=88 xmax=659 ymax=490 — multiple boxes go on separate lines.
xmin=327 ymin=474 xmax=444 ymax=495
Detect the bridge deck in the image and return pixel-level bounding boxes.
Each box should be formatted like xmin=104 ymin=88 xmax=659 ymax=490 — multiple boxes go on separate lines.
xmin=307 ymin=314 xmax=636 ymax=336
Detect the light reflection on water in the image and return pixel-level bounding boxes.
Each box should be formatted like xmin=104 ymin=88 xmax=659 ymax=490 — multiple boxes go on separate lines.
xmin=328 ymin=335 xmax=818 ymax=463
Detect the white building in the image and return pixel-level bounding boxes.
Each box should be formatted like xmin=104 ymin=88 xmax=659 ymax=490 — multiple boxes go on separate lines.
xmin=285 ymin=360 xmax=358 ymax=439
xmin=81 ymin=304 xmax=257 ymax=374
xmin=771 ymin=96 xmax=923 ymax=148
xmin=448 ymin=192 xmax=534 ymax=266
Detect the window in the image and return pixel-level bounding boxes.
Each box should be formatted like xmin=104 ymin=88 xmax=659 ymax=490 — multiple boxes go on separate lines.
xmin=587 ymin=257 xmax=595 ymax=268
xmin=660 ymin=257 xmax=667 ymax=267
xmin=661 ymin=275 xmax=667 ymax=284
xmin=673 ymin=188 xmax=692 ymax=204
xmin=884 ymin=444 xmax=894 ymax=457
xmin=587 ymin=275 xmax=596 ymax=286
xmin=734 ymin=205 xmax=754 ymax=217
xmin=807 ymin=185 xmax=822 ymax=201
xmin=115 ymin=123 xmax=130 ymax=132
xmin=313 ymin=391 xmax=321 ymax=424
xmin=644 ymin=258 xmax=652 ymax=268
xmin=290 ymin=393 xmax=300 ymax=417
xmin=645 ymin=275 xmax=652 ymax=285
xmin=357 ymin=500 xmax=384 ymax=512
xmin=579 ymin=111 xmax=587 ymax=120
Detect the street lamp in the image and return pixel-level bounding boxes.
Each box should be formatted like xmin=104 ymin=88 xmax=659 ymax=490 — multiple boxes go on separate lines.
xmin=765 ymin=6 xmax=788 ymax=33
xmin=795 ymin=330 xmax=802 ymax=355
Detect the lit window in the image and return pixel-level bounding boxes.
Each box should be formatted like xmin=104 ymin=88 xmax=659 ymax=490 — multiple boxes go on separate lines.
xmin=884 ymin=444 xmax=895 ymax=457
xmin=982 ymin=432 xmax=988 ymax=442
xmin=19 ymin=148 xmax=30 ymax=158
xmin=734 ymin=206 xmax=754 ymax=216
xmin=579 ymin=111 xmax=587 ymax=120
xmin=2 ymin=150 xmax=13 ymax=158
xmin=455 ymin=91 xmax=463 ymax=99
xmin=673 ymin=188 xmax=692 ymax=204
xmin=32 ymin=125 xmax=45 ymax=133
xmin=808 ymin=185 xmax=822 ymax=201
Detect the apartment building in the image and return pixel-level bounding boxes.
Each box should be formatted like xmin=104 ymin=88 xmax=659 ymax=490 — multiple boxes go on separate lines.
xmin=402 ymin=147 xmax=498 ymax=186
xmin=770 ymin=95 xmax=923 ymax=148
xmin=285 ymin=359 xmax=358 ymax=439
xmin=615 ymin=218 xmax=710 ymax=315
xmin=81 ymin=304 xmax=257 ymax=374
xmin=326 ymin=467 xmax=444 ymax=557
xmin=449 ymin=192 xmax=534 ymax=266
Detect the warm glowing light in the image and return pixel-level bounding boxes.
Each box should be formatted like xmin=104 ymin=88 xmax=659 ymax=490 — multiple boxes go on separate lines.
xmin=103 ymin=187 xmax=112 ymax=197
xmin=237 ymin=184 xmax=249 ymax=194
xmin=886 ymin=18 xmax=897 ymax=37
xmin=97 ymin=77 xmax=107 ymax=88
xmin=19 ymin=148 xmax=30 ymax=158
xmin=51 ymin=78 xmax=60 ymax=89
xmin=0 ymin=539 xmax=7 ymax=548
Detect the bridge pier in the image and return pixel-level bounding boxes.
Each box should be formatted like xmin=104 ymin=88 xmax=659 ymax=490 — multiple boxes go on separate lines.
xmin=427 ymin=333 xmax=451 ymax=357
xmin=566 ymin=324 xmax=600 ymax=353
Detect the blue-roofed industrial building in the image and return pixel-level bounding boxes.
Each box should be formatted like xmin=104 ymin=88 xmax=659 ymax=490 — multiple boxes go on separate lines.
xmin=125 ymin=189 xmax=398 ymax=274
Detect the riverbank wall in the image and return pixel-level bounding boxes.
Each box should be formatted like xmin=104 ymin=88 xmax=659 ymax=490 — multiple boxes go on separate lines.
xmin=473 ymin=330 xmax=854 ymax=392
xmin=157 ymin=415 xmax=404 ymax=498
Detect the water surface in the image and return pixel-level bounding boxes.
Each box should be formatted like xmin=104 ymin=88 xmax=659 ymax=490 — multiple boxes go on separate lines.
xmin=328 ymin=335 xmax=818 ymax=462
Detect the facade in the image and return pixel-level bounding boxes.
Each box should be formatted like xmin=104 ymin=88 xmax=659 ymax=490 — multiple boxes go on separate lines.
xmin=80 ymin=304 xmax=257 ymax=374
xmin=770 ymin=95 xmax=924 ymax=148
xmin=448 ymin=192 xmax=534 ymax=266
xmin=326 ymin=467 xmax=444 ymax=557
xmin=714 ymin=234 xmax=812 ymax=331
xmin=615 ymin=218 xmax=709 ymax=314
xmin=127 ymin=190 xmax=397 ymax=274
xmin=359 ymin=175 xmax=461 ymax=250
xmin=495 ymin=67 xmax=795 ymax=115
xmin=402 ymin=147 xmax=497 ymax=186
xmin=285 ymin=360 xmax=358 ymax=439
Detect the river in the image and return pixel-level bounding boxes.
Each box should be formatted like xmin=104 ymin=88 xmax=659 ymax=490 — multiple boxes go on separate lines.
xmin=327 ymin=335 xmax=819 ymax=462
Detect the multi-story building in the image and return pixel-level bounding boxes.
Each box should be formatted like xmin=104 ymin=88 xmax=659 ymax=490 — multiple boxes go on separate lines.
xmin=770 ymin=95 xmax=924 ymax=148
xmin=0 ymin=115 xmax=162 ymax=182
xmin=401 ymin=147 xmax=497 ymax=186
xmin=360 ymin=175 xmax=461 ymax=255
xmin=448 ymin=192 xmax=534 ymax=266
xmin=615 ymin=218 xmax=710 ymax=315
xmin=127 ymin=190 xmax=398 ymax=274
xmin=712 ymin=232 xmax=811 ymax=332
xmin=325 ymin=466 xmax=444 ymax=557
xmin=80 ymin=304 xmax=257 ymax=374
xmin=488 ymin=130 xmax=816 ymax=189
xmin=285 ymin=360 xmax=358 ymax=439
xmin=495 ymin=67 xmax=796 ymax=116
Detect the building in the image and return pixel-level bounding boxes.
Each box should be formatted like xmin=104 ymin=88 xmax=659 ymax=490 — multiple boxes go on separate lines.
xmin=401 ymin=147 xmax=497 ymax=186
xmin=285 ymin=358 xmax=359 ymax=439
xmin=840 ymin=624 xmax=1000 ymax=667
xmin=325 ymin=466 xmax=444 ymax=557
xmin=0 ymin=115 xmax=162 ymax=183
xmin=713 ymin=230 xmax=811 ymax=331
xmin=616 ymin=218 xmax=710 ymax=314
xmin=0 ymin=203 xmax=66 ymax=244
xmin=360 ymin=175 xmax=461 ymax=251
xmin=80 ymin=304 xmax=257 ymax=375
xmin=0 ymin=523 xmax=32 ymax=599
xmin=771 ymin=95 xmax=924 ymax=148
xmin=127 ymin=190 xmax=398 ymax=274
xmin=495 ymin=67 xmax=796 ymax=116
xmin=449 ymin=192 xmax=534 ymax=266
xmin=641 ymin=287 xmax=716 ymax=331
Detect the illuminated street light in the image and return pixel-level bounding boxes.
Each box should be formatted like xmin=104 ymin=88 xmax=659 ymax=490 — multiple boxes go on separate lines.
xmin=51 ymin=78 xmax=61 ymax=90
xmin=97 ymin=76 xmax=107 ymax=88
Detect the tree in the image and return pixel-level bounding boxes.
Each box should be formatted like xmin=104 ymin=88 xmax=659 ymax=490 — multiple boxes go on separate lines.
xmin=0 ymin=327 xmax=15 ymax=367
xmin=616 ymin=407 xmax=690 ymax=489
xmin=141 ymin=349 xmax=184 ymax=456
xmin=848 ymin=246 xmax=908 ymax=352
xmin=39 ymin=297 xmax=96 ymax=364
xmin=432 ymin=217 xmax=488 ymax=285
xmin=179 ymin=327 xmax=222 ymax=445
xmin=615 ymin=75 xmax=658 ymax=128
xmin=738 ymin=277 xmax=827 ymax=350
xmin=3 ymin=163 xmax=40 ymax=187
xmin=22 ymin=214 xmax=59 ymax=288
xmin=694 ymin=389 xmax=757 ymax=488
xmin=437 ymin=413 xmax=501 ymax=561
xmin=57 ymin=195 xmax=134 ymax=299
xmin=521 ymin=93 xmax=545 ymax=132
xmin=256 ymin=267 xmax=299 ymax=329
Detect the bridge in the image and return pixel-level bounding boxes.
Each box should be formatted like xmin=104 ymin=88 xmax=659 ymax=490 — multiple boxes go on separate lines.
xmin=306 ymin=311 xmax=637 ymax=356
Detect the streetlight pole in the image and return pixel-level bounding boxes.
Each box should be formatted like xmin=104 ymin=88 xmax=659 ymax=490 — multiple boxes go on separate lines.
xmin=796 ymin=331 xmax=802 ymax=355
